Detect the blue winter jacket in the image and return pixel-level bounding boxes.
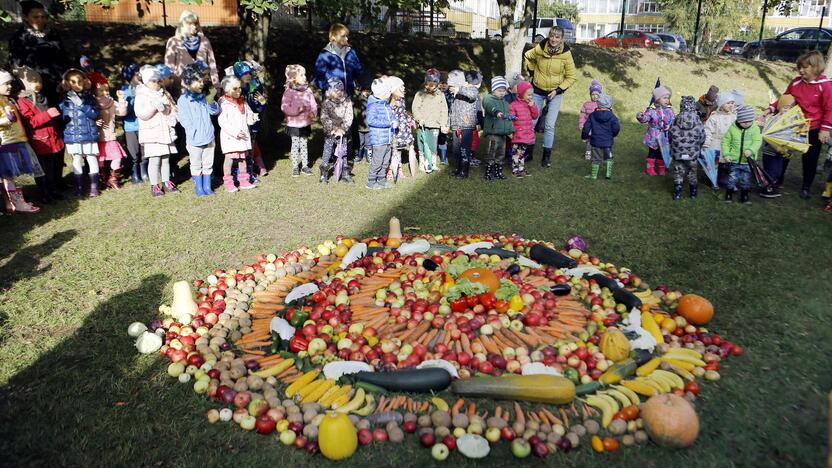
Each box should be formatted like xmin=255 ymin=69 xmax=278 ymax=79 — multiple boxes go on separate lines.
xmin=314 ymin=44 xmax=364 ymax=95
xmin=243 ymin=80 xmax=265 ymax=136
xmin=121 ymin=84 xmax=139 ymax=133
xmin=366 ymin=95 xmax=397 ymax=146
xmin=581 ymin=108 xmax=620 ymax=148
xmin=177 ymin=90 xmax=220 ymax=147
xmin=59 ymin=91 xmax=100 ymax=144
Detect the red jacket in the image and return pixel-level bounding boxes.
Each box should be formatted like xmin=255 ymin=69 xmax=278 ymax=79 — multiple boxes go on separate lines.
xmin=17 ymin=95 xmax=64 ymax=154
xmin=771 ymin=75 xmax=832 ymax=131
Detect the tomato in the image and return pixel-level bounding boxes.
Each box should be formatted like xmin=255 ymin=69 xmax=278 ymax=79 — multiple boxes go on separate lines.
xmin=612 ymin=411 xmax=627 ymax=421
xmin=704 ymin=361 xmax=720 ymax=372
xmin=479 ymin=292 xmax=496 ymax=309
xmin=684 ymin=380 xmax=700 ymax=396
xmin=495 ymin=300 xmax=510 ymax=314
xmin=602 ymin=437 xmax=619 ymax=452
xmin=731 ymin=345 xmax=744 ymax=356
xmin=450 ymin=298 xmax=468 ymax=313
xmin=671 ymin=388 xmax=685 ymax=396
xmin=466 ymin=295 xmax=480 ymax=307
xmin=622 ymin=405 xmax=639 ymax=421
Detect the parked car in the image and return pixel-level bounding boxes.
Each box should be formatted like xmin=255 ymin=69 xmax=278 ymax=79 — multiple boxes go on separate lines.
xmin=718 ymin=40 xmax=746 ymax=55
xmin=523 ymin=17 xmax=576 ymax=44
xmin=657 ymin=33 xmax=687 ymax=51
xmin=647 ymin=33 xmax=670 ymax=50
xmin=591 ymin=30 xmax=662 ymax=49
xmin=743 ymin=27 xmax=832 ymax=61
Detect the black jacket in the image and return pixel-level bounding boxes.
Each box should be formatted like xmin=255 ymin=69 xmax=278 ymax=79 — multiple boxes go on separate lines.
xmin=8 ymin=26 xmax=70 ymax=105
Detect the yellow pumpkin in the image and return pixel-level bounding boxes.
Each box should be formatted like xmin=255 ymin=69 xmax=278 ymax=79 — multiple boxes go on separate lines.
xmin=318 ymin=411 xmax=358 ymax=460
xmin=600 ymin=328 xmax=630 ymax=362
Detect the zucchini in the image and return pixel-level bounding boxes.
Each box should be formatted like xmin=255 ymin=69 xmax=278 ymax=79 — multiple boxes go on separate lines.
xmin=529 ymin=244 xmax=577 ymax=269
xmin=353 ymin=368 xmax=452 ymax=393
xmin=450 ymin=374 xmax=576 ymax=404
xmin=428 ymin=243 xmax=457 ymax=253
xmin=355 ymin=381 xmax=388 ymax=394
xmin=613 ymin=288 xmax=642 ymax=311
xmin=599 ymin=358 xmax=637 ymax=385
xmin=588 ymin=273 xmax=619 ymax=291
xmin=474 ymin=247 xmax=518 ymax=258
xmin=576 ymin=380 xmax=603 ymax=396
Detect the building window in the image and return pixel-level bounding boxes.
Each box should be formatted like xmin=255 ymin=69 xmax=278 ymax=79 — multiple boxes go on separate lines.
xmin=807 ymin=0 xmax=827 ymax=17
xmin=634 ymin=23 xmax=665 ymax=33
xmin=578 ymin=22 xmax=610 ymax=40
xmin=638 ymin=0 xmax=659 ymax=14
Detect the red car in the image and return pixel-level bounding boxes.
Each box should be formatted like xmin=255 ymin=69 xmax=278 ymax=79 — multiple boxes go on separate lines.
xmin=591 ymin=30 xmax=662 ymax=49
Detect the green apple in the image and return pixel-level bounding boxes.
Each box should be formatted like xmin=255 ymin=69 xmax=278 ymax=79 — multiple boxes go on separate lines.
xmin=279 ymin=429 xmax=296 ymax=445
xmin=431 ymin=443 xmax=450 ymax=461
xmin=511 ymin=438 xmax=531 ymax=458
xmin=240 ymin=415 xmax=256 ymax=431
xmin=453 ymin=427 xmax=467 ymax=438
xmin=167 ymin=362 xmax=185 ymax=378
xmin=485 ymin=427 xmax=501 ymax=443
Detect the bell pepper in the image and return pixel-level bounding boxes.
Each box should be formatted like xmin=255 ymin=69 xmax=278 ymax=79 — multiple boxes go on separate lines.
xmin=466 ymin=295 xmax=480 ymax=307
xmin=495 ymin=299 xmax=510 ymax=314
xmin=509 ymin=294 xmax=524 ymax=312
xmin=441 ymin=274 xmax=456 ymax=294
xmin=479 ymin=292 xmax=497 ymax=310
xmin=450 ymin=297 xmax=469 ymax=313
xmin=289 ymin=336 xmax=309 ymax=353
xmin=289 ymin=310 xmax=309 ymax=328
xmin=284 ymin=307 xmax=297 ymax=322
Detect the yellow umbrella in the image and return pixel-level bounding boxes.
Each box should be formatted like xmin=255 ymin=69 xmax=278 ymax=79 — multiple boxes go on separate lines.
xmin=762 ymin=105 xmax=811 ymax=156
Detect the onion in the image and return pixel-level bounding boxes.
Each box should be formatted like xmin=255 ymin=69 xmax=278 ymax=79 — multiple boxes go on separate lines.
xmin=245 ymin=359 xmax=260 ymax=371
xmin=148 ymin=320 xmax=162 ymax=331
xmin=135 ymin=331 xmax=163 ymax=354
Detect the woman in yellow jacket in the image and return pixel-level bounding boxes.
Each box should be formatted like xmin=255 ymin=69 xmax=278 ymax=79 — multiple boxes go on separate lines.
xmin=523 ymin=26 xmax=577 ymax=168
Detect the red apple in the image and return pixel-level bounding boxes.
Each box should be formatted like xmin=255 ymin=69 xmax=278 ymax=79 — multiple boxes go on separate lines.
xmin=420 ymin=432 xmax=435 ymax=447
xmin=358 ymin=428 xmax=373 ymax=445
xmin=255 ymin=415 xmax=276 ymax=434
xmin=373 ymin=428 xmax=388 ymax=442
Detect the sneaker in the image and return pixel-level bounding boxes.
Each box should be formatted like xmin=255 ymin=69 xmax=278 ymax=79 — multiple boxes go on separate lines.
xmin=377 ymin=180 xmax=393 ymax=189
xmin=151 ymin=184 xmax=165 ymax=197
xmin=800 ymin=188 xmax=810 ymax=199
xmin=291 ymin=167 xmax=300 ymax=177
xmin=365 ymin=182 xmax=379 ymax=190
xmin=163 ymin=181 xmax=180 ymax=193
xmin=522 ymin=170 xmax=532 ymax=177
xmin=759 ymin=187 xmax=781 ymax=199
xmin=301 ymin=166 xmax=312 ymax=176
xmin=513 ymin=171 xmax=524 ymax=178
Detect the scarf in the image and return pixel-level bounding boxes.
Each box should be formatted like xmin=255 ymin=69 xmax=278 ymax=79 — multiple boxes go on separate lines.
xmin=182 ymin=34 xmax=201 ymax=59
xmin=546 ymin=43 xmax=563 ymax=56
xmin=23 ymin=24 xmax=49 ymax=39
xmin=326 ymin=42 xmax=348 ymax=60
xmin=185 ymin=90 xmax=205 ymax=102
xmin=67 ymin=91 xmax=82 ymax=106
xmin=287 ymin=81 xmax=309 ymax=92
xmin=226 ymin=96 xmax=245 ymax=113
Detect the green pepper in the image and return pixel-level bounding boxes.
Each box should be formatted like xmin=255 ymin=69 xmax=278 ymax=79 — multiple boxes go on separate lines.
xmin=289 ymin=310 xmax=309 ymax=328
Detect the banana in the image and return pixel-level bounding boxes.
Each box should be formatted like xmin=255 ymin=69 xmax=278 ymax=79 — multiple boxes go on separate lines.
xmin=285 ymin=369 xmax=321 ymax=397
xmin=664 ymin=363 xmax=696 ymax=381
xmin=621 ymin=379 xmax=659 ymax=397
xmin=252 ymin=358 xmax=295 ymax=378
xmin=353 ymin=394 xmax=377 ymax=416
xmin=640 ymin=375 xmax=669 ymax=393
xmin=661 ymin=354 xmax=706 ymax=367
xmin=654 ymin=369 xmax=685 ymax=389
xmin=336 ymin=388 xmax=366 ymax=413
xmin=663 ymin=347 xmax=703 ymax=359
xmin=585 ymin=395 xmax=614 ymax=428
xmin=636 ymin=357 xmax=662 ymax=377
xmin=330 ymin=392 xmax=351 ymax=409
xmin=295 ymin=378 xmax=326 ymax=400
xmin=648 ymin=371 xmax=678 ymax=391
xmin=661 ymin=357 xmax=697 ymax=371
xmin=302 ymin=379 xmax=336 ymax=403
xmin=320 ymin=385 xmax=352 ymax=408
xmin=596 ymin=393 xmax=620 ymax=414
xmin=431 ymin=397 xmax=449 ymax=411
xmin=611 ymin=384 xmax=641 ymax=406
xmin=601 ymin=388 xmax=632 ymax=409
xmin=633 ymin=289 xmax=653 ymax=299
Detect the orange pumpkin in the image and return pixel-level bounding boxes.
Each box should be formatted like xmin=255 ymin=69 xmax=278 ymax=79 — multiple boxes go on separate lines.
xmin=457 ymin=268 xmax=500 ymax=293
xmin=641 ymin=394 xmax=699 ymax=448
xmin=676 ymin=294 xmax=714 ymax=325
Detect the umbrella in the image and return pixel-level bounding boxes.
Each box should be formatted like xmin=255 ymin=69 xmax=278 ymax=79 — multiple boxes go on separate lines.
xmin=333 ymin=136 xmax=347 ymax=182
xmin=698 ymin=149 xmax=719 ymax=188
xmin=656 ymin=131 xmax=672 ymax=168
xmin=645 ymin=77 xmax=662 ymax=112
xmin=747 ymin=156 xmax=774 ymax=190
xmin=762 ymin=105 xmax=811 ymax=156
xmin=419 ymin=126 xmax=434 ymax=172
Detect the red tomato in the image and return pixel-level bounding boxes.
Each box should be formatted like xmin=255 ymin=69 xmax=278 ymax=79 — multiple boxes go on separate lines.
xmin=684 ymin=380 xmax=700 ymax=396
xmin=450 ymin=298 xmax=468 ymax=313
xmin=731 ymin=345 xmax=744 ymax=356
xmin=704 ymin=361 xmax=720 ymax=372
xmin=495 ymin=300 xmax=510 ymax=314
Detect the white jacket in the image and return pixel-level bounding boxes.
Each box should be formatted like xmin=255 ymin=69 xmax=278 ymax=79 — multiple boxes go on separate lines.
xmin=703 ymin=110 xmax=736 ymax=150
xmin=218 ymin=96 xmax=258 ymax=153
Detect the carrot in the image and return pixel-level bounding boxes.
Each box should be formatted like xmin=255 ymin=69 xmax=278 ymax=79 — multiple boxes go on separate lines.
xmin=538 ymin=410 xmax=550 ymax=425
xmin=495 ymin=406 xmax=502 ymax=419
xmin=239 ymin=349 xmax=266 ymax=356
xmin=560 ymin=408 xmax=569 ymax=428
xmin=421 ymin=401 xmax=429 ymax=412
xmin=571 ymin=403 xmax=580 ymax=419
xmin=407 ymin=399 xmax=413 ymax=413
xmin=502 ymin=411 xmax=510 ymax=422
xmin=480 ymin=335 xmax=500 ymax=354
xmin=529 ymin=411 xmax=540 ymax=422
xmin=451 ymin=399 xmax=465 ymax=416
xmin=377 ymin=395 xmax=387 ymax=412
xmin=466 ymin=402 xmax=476 ymax=417
xmin=460 ymin=333 xmax=472 ymax=355
xmin=543 ymin=409 xmax=562 ymax=426
xmin=514 ymin=402 xmax=525 ymax=426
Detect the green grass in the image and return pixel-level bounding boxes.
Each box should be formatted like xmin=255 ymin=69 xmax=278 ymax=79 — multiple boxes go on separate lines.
xmin=1 ymin=24 xmax=831 ymax=467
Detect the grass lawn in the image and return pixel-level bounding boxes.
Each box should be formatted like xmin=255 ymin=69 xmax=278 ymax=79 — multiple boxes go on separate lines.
xmin=1 ymin=23 xmax=830 ymax=467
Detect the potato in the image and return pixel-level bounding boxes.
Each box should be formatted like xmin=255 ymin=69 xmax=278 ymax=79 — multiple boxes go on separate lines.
xmin=609 ymin=419 xmax=627 ymax=436
xmin=431 ymin=410 xmax=451 ymax=428
xmin=403 ymin=413 xmax=418 ymax=423
xmin=357 ymin=419 xmax=371 ymax=430
xmin=571 ymin=424 xmax=586 ymax=436
xmin=385 ymin=421 xmax=399 ymax=434
xmin=434 ymin=426 xmax=450 ymax=439
xmin=266 ymin=398 xmax=282 ymax=410
xmin=583 ymin=419 xmax=600 ymax=435
xmin=547 ymin=432 xmax=561 ymax=445
xmin=301 ymin=403 xmax=322 ymax=413
xmin=452 ymin=413 xmax=469 ymax=429
xmin=246 ymin=375 xmax=264 ymax=391
xmin=303 ymin=425 xmax=318 ymax=440
xmin=303 ymin=409 xmax=319 ymax=423
xmin=486 ymin=416 xmax=507 ymax=430
xmin=622 ymin=434 xmax=636 ymax=447
xmin=417 ymin=415 xmax=432 ymax=428
xmin=287 ymin=412 xmax=303 ymax=424
xmin=512 ymin=422 xmax=525 ymax=435
xmin=566 ymin=432 xmax=579 ymax=448
xmin=635 ymin=430 xmax=649 ymax=444
xmin=233 ymin=380 xmax=248 ymax=392
xmin=526 ymin=420 xmax=539 ymax=432
xmin=388 ymin=427 xmax=404 ymax=443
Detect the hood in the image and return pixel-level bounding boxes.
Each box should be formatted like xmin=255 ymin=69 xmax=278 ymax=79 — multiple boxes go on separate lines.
xmin=537 ymin=40 xmax=571 ymax=56
xmin=592 ymin=108 xmax=615 ymax=124
xmin=367 ymin=95 xmax=387 ymax=107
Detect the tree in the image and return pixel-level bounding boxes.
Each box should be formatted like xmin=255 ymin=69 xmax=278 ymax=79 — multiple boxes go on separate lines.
xmin=538 ymin=0 xmax=580 ymax=24
xmin=497 ymin=0 xmax=534 ymax=77
xmin=658 ymin=0 xmax=756 ymax=53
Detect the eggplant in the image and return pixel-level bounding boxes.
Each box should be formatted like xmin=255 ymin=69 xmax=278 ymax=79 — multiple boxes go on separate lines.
xmin=422 ymin=258 xmax=439 ymax=271
xmin=529 ymin=244 xmax=577 ymax=269
xmin=633 ymin=349 xmax=654 ymax=366
xmin=505 ymin=264 xmax=521 ymax=276
xmin=612 ymin=288 xmax=642 ymax=311
xmin=550 ymin=283 xmax=572 ymax=296
xmin=474 ymin=247 xmax=518 ymax=258
xmin=353 ymin=368 xmax=452 ymax=392
xmin=588 ymin=273 xmax=619 ymax=291
xmin=366 ymin=246 xmax=385 ymax=256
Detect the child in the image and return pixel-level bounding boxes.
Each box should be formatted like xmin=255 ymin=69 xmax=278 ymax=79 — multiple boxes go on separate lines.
xmin=721 ymin=105 xmax=762 ymax=204
xmin=366 ymin=75 xmax=401 ymax=190
xmin=88 ymin=72 xmax=128 ymax=191
xmin=233 ymin=61 xmax=268 ymax=178
xmin=481 ymin=76 xmax=513 ymax=181
xmin=0 ymin=69 xmax=43 ymax=213
xmin=695 ymin=85 xmax=719 ymax=122
xmin=353 ymin=74 xmax=372 ymax=164
xmin=505 ymin=72 xmax=524 ymax=104
xmin=135 ymin=65 xmax=179 ymax=197
xmin=177 ymin=63 xmax=219 ymax=196
xmin=157 ymin=64 xmax=176 ymax=94
xmin=59 ymin=68 xmax=101 ymax=197
xmin=579 ymin=80 xmax=602 ymax=160
xmin=319 ymin=77 xmax=353 ymax=184
xmin=14 ymin=66 xmax=64 ymax=202
xmin=704 ymin=91 xmax=738 ymax=191
xmin=120 ymin=63 xmax=146 ymax=184
xmin=465 ymin=71 xmax=484 ymax=168
xmin=281 ymin=64 xmax=316 ymax=177
xmin=637 ymin=85 xmax=675 ymax=176
xmin=390 ymin=93 xmax=416 ymax=180
xmin=580 ymin=93 xmax=620 ymax=180
xmin=437 ymin=71 xmax=452 ymax=165
xmin=447 ymin=70 xmax=479 ymax=179
xmin=759 ymin=94 xmax=795 ymax=199
xmin=218 ymin=76 xmax=258 ymax=193
xmin=412 ymin=68 xmax=448 ymax=174
xmin=668 ymin=96 xmax=705 ymax=200
xmin=508 ymin=81 xmax=538 ymax=177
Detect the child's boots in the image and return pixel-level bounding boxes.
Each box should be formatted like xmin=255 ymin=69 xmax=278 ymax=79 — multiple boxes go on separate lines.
xmin=495 ymin=164 xmax=507 ymax=180
xmin=541 ymin=148 xmax=551 ymax=168
xmin=586 ymin=164 xmax=600 ymax=180
xmin=657 ymin=159 xmax=667 ymax=176
xmin=237 ymin=165 xmax=256 ymax=190
xmin=605 ymin=160 xmax=613 ymax=180
xmin=107 ymin=168 xmax=121 ymax=190
xmin=88 ymin=175 xmax=99 ymax=197
xmin=822 ymin=181 xmax=832 ymax=198
xmin=724 ymin=189 xmax=734 ymax=203
xmin=690 ymin=184 xmax=698 ymax=200
xmin=319 ymin=163 xmax=330 ymax=184
xmin=201 ymin=174 xmax=215 ymax=195
xmin=740 ymin=190 xmax=751 ymax=204
xmin=131 ymin=161 xmax=142 ymax=184
xmin=193 ymin=176 xmax=206 ymax=197
xmin=673 ymin=184 xmax=682 ymax=201
xmin=645 ymin=158 xmax=657 ymax=176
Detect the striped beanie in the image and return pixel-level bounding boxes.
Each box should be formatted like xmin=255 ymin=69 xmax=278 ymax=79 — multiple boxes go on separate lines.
xmin=735 ymin=105 xmax=756 ymax=123
xmin=425 ymin=68 xmax=440 ymax=83
xmin=589 ymin=80 xmax=602 ymax=96
xmin=491 ymin=76 xmax=508 ymax=93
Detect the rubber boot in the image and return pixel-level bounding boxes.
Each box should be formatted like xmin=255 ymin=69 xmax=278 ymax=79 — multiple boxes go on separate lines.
xmin=645 ymin=158 xmax=657 ymax=176
xmin=74 ymin=174 xmax=84 ymax=196
xmin=541 ymin=148 xmax=551 ymax=168
xmin=88 ymin=176 xmax=99 ymax=197
xmin=690 ymin=184 xmax=698 ymax=200
xmin=107 ymin=168 xmax=121 ymax=190
xmin=822 ymin=181 xmax=832 ymax=198
xmin=193 ymin=176 xmax=206 ymax=197
xmin=605 ymin=160 xmax=613 ymax=180
xmin=724 ymin=189 xmax=734 ymax=203
xmin=140 ymin=159 xmax=149 ymax=182
xmin=131 ymin=162 xmax=141 ymax=184
xmin=34 ymin=176 xmax=53 ymax=204
xmin=740 ymin=189 xmax=751 ymax=204
xmin=484 ymin=162 xmax=494 ymax=182
xmin=495 ymin=163 xmax=507 ymax=180
xmin=585 ymin=164 xmax=600 ymax=180
xmin=8 ymin=188 xmax=40 ymax=213
xmin=319 ymin=163 xmax=330 ymax=183
xmin=237 ymin=165 xmax=255 ymax=190
xmin=673 ymin=184 xmax=682 ymax=201
xmin=201 ymin=174 xmax=215 ymax=195
xmin=657 ymin=159 xmax=667 ymax=176
xmin=526 ymin=143 xmax=535 ymax=163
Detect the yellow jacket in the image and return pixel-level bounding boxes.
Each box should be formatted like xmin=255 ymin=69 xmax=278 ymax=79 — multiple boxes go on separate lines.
xmin=0 ymin=96 xmax=28 ymax=146
xmin=523 ymin=41 xmax=577 ymax=93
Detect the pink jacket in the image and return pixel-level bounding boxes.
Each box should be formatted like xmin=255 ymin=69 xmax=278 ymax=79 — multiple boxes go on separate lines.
xmin=579 ymin=100 xmax=598 ymax=131
xmin=509 ymin=98 xmax=539 ymax=145
xmin=97 ymin=95 xmax=127 ymax=142
xmin=135 ymin=84 xmax=177 ymax=145
xmin=281 ymin=85 xmax=317 ymax=128
xmin=164 ymin=34 xmax=219 ymax=86
xmin=218 ymin=96 xmax=258 ymax=154
xmin=769 ymin=75 xmax=832 ymax=130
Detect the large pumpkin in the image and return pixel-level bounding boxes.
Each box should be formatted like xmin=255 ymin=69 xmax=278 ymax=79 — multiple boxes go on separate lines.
xmin=457 ymin=268 xmax=500 ymax=293
xmin=318 ymin=411 xmax=358 ymax=460
xmin=600 ymin=328 xmax=630 ymax=362
xmin=677 ymin=294 xmax=714 ymax=325
xmin=641 ymin=394 xmax=700 ymax=448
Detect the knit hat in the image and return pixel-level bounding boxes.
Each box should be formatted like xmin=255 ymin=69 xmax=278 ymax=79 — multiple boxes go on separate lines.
xmin=371 ymin=76 xmax=403 ymax=101
xmin=232 ymin=61 xmax=253 ymax=79
xmin=447 ymin=69 xmax=465 ymax=88
xmin=79 ymin=56 xmax=93 ymax=73
xmin=680 ymin=95 xmax=696 ymax=113
xmin=121 ymin=63 xmax=140 ymax=83
xmin=703 ymin=85 xmax=719 ymax=105
xmin=652 ymin=85 xmax=672 ymax=101
xmin=0 ymin=70 xmax=13 ymax=85
xmin=715 ymin=91 xmax=735 ymax=108
xmin=12 ymin=66 xmax=40 ymax=92
xmin=736 ymin=105 xmax=756 ymax=123
xmin=491 ymin=76 xmax=508 ymax=93
xmin=596 ymin=93 xmax=613 ymax=109
xmin=156 ymin=64 xmax=173 ymax=79
xmin=425 ymin=68 xmax=440 ymax=83
xmin=439 ymin=71 xmax=449 ymax=84
xmin=465 ymin=70 xmax=483 ymax=86
xmin=516 ymin=81 xmax=533 ymax=98
xmin=181 ymin=64 xmax=204 ymax=87
xmin=284 ymin=64 xmax=306 ymax=85
xmin=507 ymin=72 xmax=524 ymax=88
xmin=139 ymin=65 xmax=160 ymax=83
xmin=193 ymin=60 xmax=209 ymax=73
xmin=87 ymin=71 xmax=109 ymax=89
xmin=589 ymin=79 xmax=602 ymax=96
xmin=327 ymin=77 xmax=345 ymax=93
xmin=730 ymin=89 xmax=745 ymax=106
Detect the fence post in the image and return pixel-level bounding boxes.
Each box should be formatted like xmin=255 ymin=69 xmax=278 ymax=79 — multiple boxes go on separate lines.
xmin=161 ymin=0 xmax=167 ymax=27
xmin=692 ymin=0 xmax=702 ymax=53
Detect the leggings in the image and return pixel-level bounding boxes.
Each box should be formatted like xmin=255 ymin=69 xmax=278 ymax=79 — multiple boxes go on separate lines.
xmin=452 ymin=128 xmax=474 ymax=166
xmin=71 ymin=154 xmax=99 ymax=175
xmin=36 ymin=154 xmax=56 ymax=189
xmin=802 ymin=128 xmax=821 ymax=190
xmin=124 ymin=131 xmax=142 ymax=165
xmin=290 ymin=136 xmax=309 ymax=168
xmin=187 ymin=143 xmax=215 ymax=176
xmin=146 ymin=155 xmax=170 ymax=185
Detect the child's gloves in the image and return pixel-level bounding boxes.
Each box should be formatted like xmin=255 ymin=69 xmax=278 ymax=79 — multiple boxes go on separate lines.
xmin=636 ymin=112 xmax=644 ymax=120
xmin=505 ymin=114 xmax=518 ymax=121
xmin=206 ymin=87 xmax=217 ymax=104
xmin=743 ymin=149 xmax=752 ymax=158
xmin=153 ymin=98 xmax=167 ymax=112
xmin=47 ymin=107 xmax=61 ymax=118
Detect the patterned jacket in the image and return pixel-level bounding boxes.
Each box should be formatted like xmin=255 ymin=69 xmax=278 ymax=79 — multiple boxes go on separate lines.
xmin=636 ymin=105 xmax=675 ymax=150
xmin=668 ymin=97 xmax=705 ymax=160
xmin=320 ymin=95 xmax=354 ymax=137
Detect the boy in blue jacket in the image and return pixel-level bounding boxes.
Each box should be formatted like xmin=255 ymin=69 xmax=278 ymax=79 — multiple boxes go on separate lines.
xmin=580 ymin=93 xmax=620 ymax=180
xmin=177 ymin=64 xmax=220 ymax=197
xmin=365 ymin=76 xmax=401 ymax=190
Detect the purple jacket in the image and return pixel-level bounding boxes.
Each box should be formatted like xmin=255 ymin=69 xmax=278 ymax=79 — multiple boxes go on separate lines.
xmin=636 ymin=106 xmax=675 ymax=150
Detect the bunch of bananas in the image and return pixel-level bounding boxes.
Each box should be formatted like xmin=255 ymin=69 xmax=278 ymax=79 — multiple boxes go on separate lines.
xmin=633 ymin=289 xmax=661 ymax=305
xmin=284 ymin=370 xmax=376 ymax=415
xmin=623 ymin=348 xmax=705 ymax=396
xmin=583 ymin=385 xmax=639 ymax=427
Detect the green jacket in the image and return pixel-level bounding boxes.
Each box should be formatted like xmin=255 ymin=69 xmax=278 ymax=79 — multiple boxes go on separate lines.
xmin=721 ymin=122 xmax=762 ymax=164
xmin=482 ymin=93 xmax=514 ymax=136
xmin=523 ymin=41 xmax=577 ymax=93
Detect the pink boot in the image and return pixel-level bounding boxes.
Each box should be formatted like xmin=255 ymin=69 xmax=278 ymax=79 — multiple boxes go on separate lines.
xmin=8 ymin=188 xmax=41 ymax=214
xmin=657 ymin=159 xmax=667 ymax=176
xmin=645 ymin=158 xmax=657 ymax=176
xmin=238 ymin=166 xmax=256 ymax=190
xmin=223 ymin=174 xmax=238 ymax=193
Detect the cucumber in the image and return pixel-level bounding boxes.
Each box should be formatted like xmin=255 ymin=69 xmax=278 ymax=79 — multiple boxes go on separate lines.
xmin=353 ymin=368 xmax=452 ymax=393
xmin=529 ymin=244 xmax=577 ymax=269
xmin=474 ymin=247 xmax=518 ymax=258
xmin=613 ymin=288 xmax=642 ymax=311
xmin=355 ymin=381 xmax=388 ymax=394
xmin=588 ymin=273 xmax=619 ymax=291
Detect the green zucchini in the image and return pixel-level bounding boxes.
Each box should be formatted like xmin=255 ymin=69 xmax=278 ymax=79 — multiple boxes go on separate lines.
xmin=474 ymin=247 xmax=518 ymax=258
xmin=450 ymin=374 xmax=576 ymax=404
xmin=353 ymin=368 xmax=452 ymax=392
xmin=355 ymin=381 xmax=388 ymax=394
xmin=576 ymin=381 xmax=604 ymax=396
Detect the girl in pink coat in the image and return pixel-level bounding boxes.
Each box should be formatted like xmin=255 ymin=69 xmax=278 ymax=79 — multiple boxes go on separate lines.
xmin=280 ymin=64 xmax=317 ymax=177
xmin=135 ymin=65 xmax=179 ymax=197
xmin=218 ymin=76 xmax=259 ymax=193
xmin=578 ymin=80 xmax=602 ymax=160
xmin=89 ymin=72 xmax=128 ymax=190
xmin=508 ymin=81 xmax=539 ymax=177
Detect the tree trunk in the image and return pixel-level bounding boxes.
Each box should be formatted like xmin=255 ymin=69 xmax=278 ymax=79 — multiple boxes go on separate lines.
xmin=498 ymin=0 xmax=533 ymax=77
xmin=239 ymin=6 xmax=271 ymax=65
xmin=824 ymin=41 xmax=832 ymax=77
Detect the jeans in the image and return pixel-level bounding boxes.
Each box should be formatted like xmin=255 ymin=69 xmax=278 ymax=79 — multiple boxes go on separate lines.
xmin=762 ymin=150 xmax=787 ymax=186
xmin=531 ymin=92 xmax=563 ymax=149
xmin=452 ymin=128 xmax=474 ymax=166
xmin=727 ymin=163 xmax=752 ymax=190
xmin=368 ymin=144 xmax=391 ymax=184
xmin=802 ymin=128 xmax=821 ymax=190
xmin=484 ymin=134 xmax=506 ymax=165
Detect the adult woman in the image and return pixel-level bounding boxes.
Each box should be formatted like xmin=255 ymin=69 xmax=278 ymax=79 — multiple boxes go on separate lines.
xmin=8 ymin=0 xmax=69 ymax=106
xmin=164 ymin=11 xmax=219 ymax=90
xmin=523 ymin=26 xmax=576 ymax=168
xmin=314 ymin=23 xmax=364 ymax=96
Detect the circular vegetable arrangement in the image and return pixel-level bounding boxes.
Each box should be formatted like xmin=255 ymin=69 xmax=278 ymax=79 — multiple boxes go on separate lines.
xmin=131 ymin=221 xmax=743 ymax=460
